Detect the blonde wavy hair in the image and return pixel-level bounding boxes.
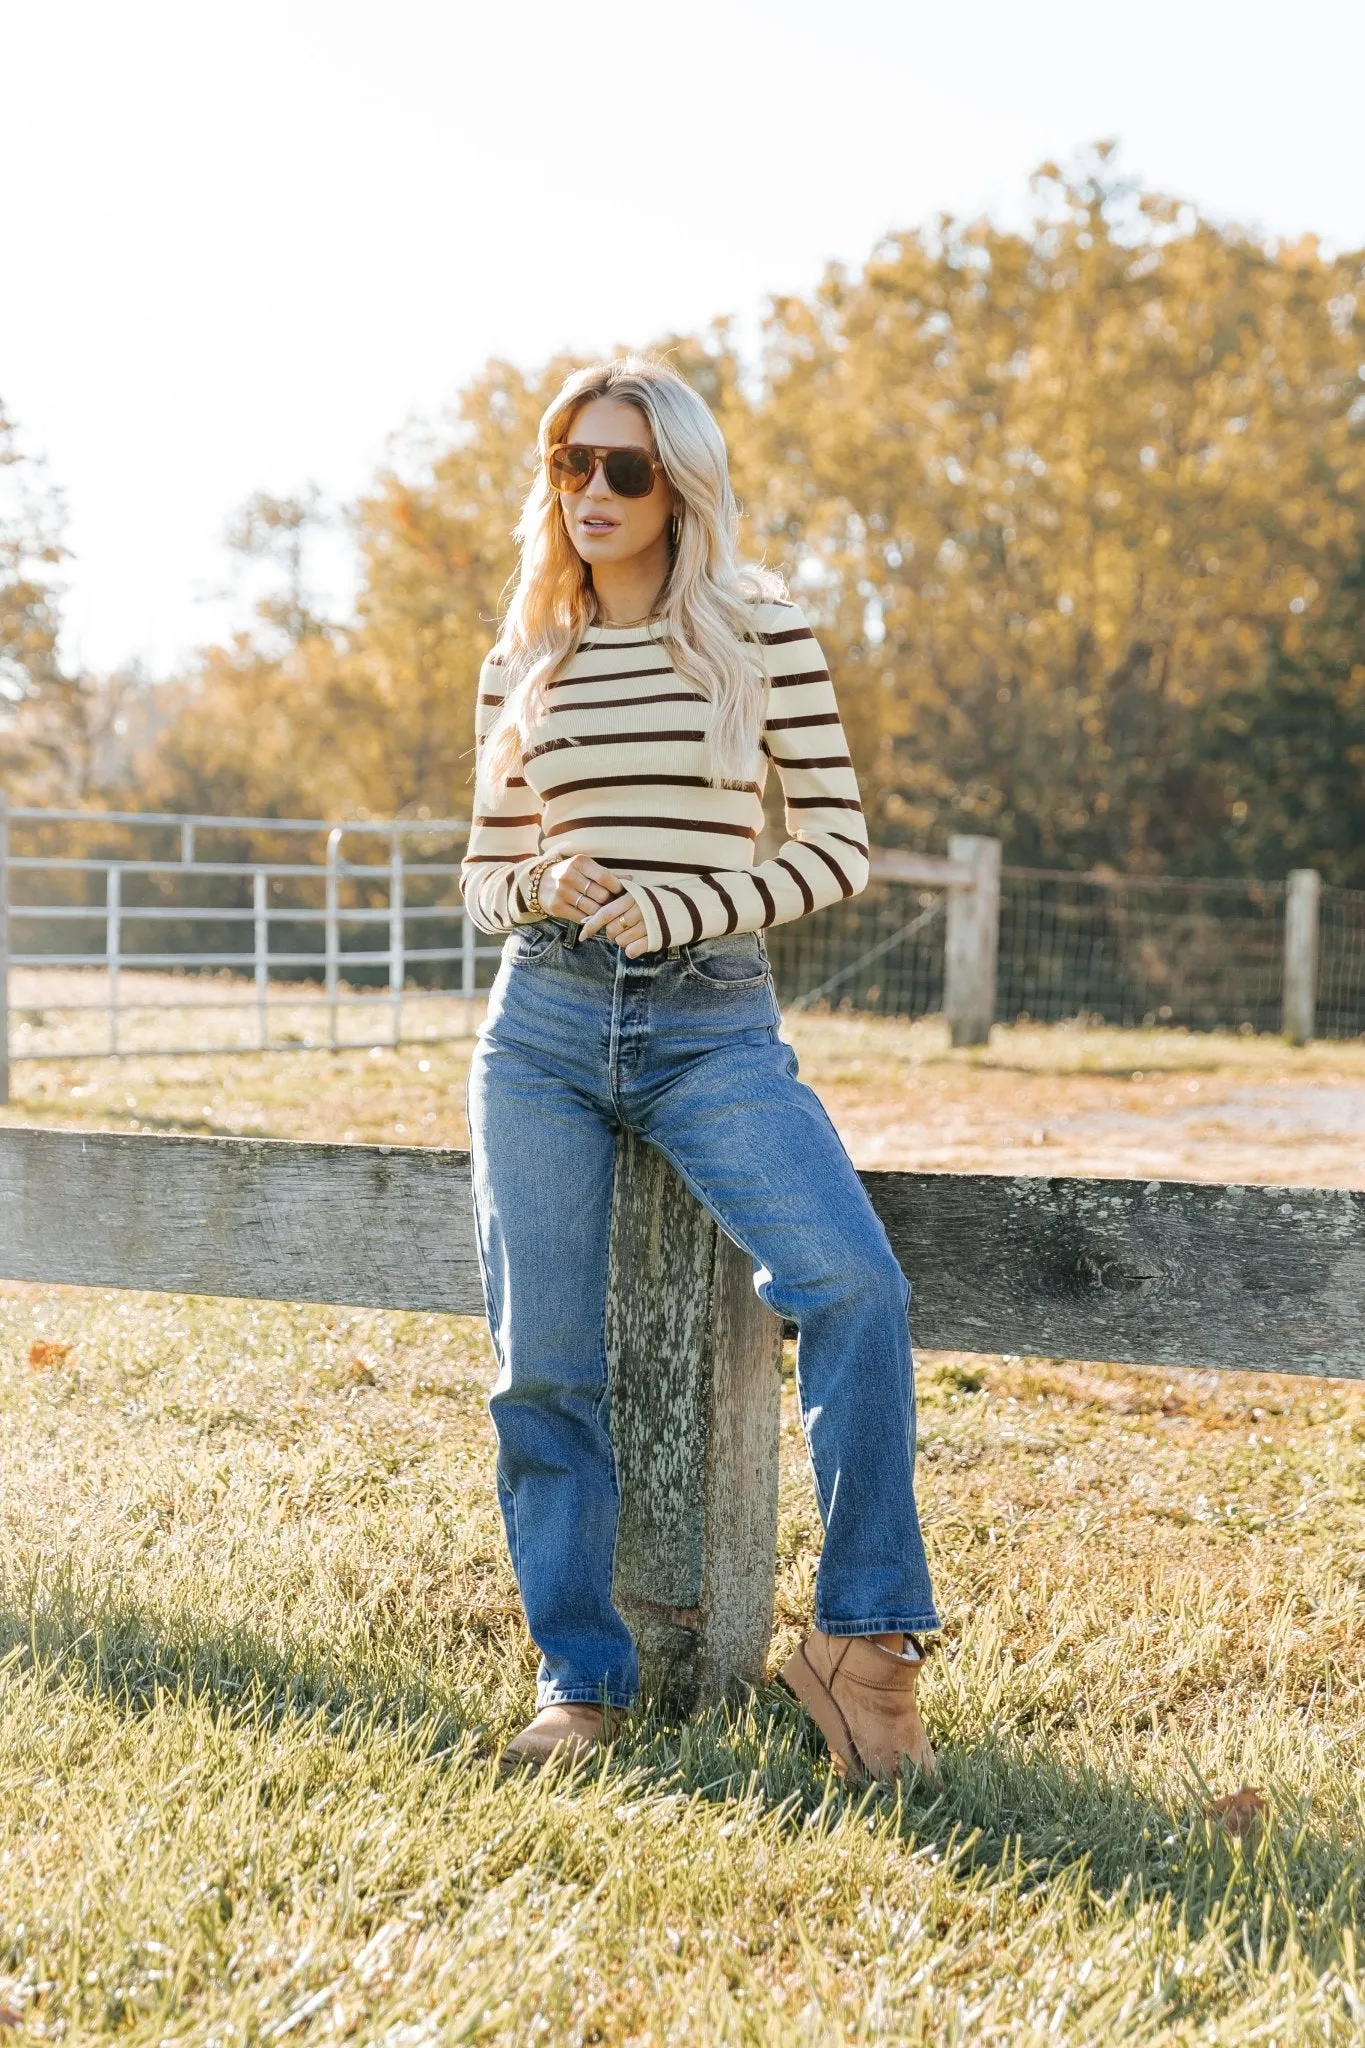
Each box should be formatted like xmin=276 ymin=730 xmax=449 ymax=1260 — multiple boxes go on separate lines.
xmin=480 ymin=355 xmax=782 ymax=799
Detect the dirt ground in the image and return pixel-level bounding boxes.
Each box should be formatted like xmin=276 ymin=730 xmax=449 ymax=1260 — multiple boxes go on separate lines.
xmin=794 ymin=1013 xmax=1365 ymax=1188
xmin=4 ymin=967 xmax=1364 ymax=1188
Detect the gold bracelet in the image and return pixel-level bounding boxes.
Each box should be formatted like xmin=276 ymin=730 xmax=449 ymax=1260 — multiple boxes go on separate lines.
xmin=524 ymin=857 xmax=557 ymax=918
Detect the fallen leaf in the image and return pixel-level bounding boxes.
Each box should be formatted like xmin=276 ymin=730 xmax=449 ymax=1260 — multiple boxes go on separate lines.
xmin=1205 ymin=1787 xmax=1268 ymax=1840
xmin=28 ymin=1340 xmax=72 ymax=1370
xmin=348 ymin=1357 xmax=376 ymax=1386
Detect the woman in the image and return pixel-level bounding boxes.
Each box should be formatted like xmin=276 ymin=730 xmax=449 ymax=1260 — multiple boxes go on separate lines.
xmin=462 ymin=356 xmax=939 ymax=1782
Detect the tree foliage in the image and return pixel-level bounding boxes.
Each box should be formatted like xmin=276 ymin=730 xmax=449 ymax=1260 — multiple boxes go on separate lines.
xmin=0 ymin=404 xmax=77 ymax=798
xmin=748 ymin=148 xmax=1365 ymax=876
xmin=0 ymin=403 xmax=149 ymax=804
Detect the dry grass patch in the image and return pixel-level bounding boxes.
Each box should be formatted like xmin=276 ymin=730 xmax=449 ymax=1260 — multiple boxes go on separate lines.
xmin=0 ymin=1287 xmax=1362 ymax=2042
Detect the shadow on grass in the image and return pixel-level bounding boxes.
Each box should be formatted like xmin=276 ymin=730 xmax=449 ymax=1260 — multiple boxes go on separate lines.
xmin=614 ymin=1683 xmax=1365 ymax=1968
xmin=0 ymin=1569 xmax=478 ymax=1757
xmin=8 ymin=1574 xmax=1361 ymax=1970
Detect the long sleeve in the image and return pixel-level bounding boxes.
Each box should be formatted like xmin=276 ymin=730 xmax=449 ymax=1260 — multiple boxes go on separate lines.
xmin=616 ymin=610 xmax=870 ymax=952
xmin=459 ymin=656 xmax=545 ymax=933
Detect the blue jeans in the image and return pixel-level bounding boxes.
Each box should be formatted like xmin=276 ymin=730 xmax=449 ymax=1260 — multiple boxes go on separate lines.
xmin=468 ymin=919 xmax=939 ymax=1709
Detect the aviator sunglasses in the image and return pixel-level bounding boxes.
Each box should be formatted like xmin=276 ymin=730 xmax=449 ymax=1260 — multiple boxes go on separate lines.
xmin=546 ymin=441 xmax=665 ymax=499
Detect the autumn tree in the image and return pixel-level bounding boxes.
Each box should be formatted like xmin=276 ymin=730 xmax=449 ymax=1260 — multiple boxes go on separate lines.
xmin=0 ymin=399 xmax=64 ymax=704
xmin=749 ymin=146 xmax=1365 ymax=876
xmin=0 ymin=403 xmax=81 ymax=799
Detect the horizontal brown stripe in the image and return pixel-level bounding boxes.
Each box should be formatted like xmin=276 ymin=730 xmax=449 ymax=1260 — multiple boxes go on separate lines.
xmin=753 ymin=875 xmax=777 ymax=925
xmin=831 ymin=832 xmax=870 ymax=855
xmin=613 ymin=858 xmax=746 ymax=875
xmin=768 ymin=668 xmax=832 ymax=688
xmin=772 ymin=754 xmax=853 ymax=771
xmin=545 ymin=815 xmax=756 ymax=841
xmin=525 ymin=730 xmax=705 ymax=761
xmin=540 ymin=772 xmax=741 ymax=800
xmin=758 ymin=625 xmax=815 ymax=646
xmin=766 ymin=711 xmax=841 ymax=731
xmin=477 ymin=693 xmax=503 ymax=707
xmin=785 ymin=795 xmax=865 ymax=811
xmin=507 ymin=777 xmax=528 ymax=789
xmin=554 ymin=692 xmax=701 ymax=710
xmin=552 ymin=666 xmax=675 ymax=688
xmin=472 ymin=813 xmax=539 ymax=827
xmin=579 ymin=637 xmax=662 ymax=652
xmin=463 ymin=853 xmax=516 ymax=866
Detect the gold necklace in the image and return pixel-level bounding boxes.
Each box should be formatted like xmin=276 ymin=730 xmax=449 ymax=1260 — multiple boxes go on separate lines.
xmin=599 ymin=615 xmax=657 ymax=629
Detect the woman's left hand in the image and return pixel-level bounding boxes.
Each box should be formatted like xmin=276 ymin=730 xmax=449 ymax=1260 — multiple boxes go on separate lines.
xmin=579 ymin=890 xmax=651 ymax=958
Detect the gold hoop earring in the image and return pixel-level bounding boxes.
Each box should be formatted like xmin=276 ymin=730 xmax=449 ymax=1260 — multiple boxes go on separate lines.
xmin=670 ymin=513 xmax=682 ymax=548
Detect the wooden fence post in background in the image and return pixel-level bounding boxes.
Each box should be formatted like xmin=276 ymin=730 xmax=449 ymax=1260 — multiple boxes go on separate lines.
xmin=1283 ymin=869 xmax=1322 ymax=1047
xmin=605 ymin=1132 xmax=783 ymax=1714
xmin=943 ymin=835 xmax=1002 ymax=1048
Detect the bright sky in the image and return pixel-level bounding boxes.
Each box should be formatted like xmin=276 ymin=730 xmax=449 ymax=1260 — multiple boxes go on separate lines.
xmin=6 ymin=0 xmax=1364 ymax=678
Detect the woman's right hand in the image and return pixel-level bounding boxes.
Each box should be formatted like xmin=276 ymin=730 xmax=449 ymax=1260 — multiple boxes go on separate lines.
xmin=537 ymin=853 xmax=625 ymax=923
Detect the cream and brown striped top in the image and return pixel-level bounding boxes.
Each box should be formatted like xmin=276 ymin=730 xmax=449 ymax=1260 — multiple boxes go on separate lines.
xmin=460 ymin=599 xmax=868 ymax=953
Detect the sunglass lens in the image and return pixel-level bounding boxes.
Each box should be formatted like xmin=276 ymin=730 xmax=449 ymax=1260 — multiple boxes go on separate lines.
xmin=603 ymin=449 xmax=656 ymax=497
xmin=548 ymin=446 xmax=594 ymax=492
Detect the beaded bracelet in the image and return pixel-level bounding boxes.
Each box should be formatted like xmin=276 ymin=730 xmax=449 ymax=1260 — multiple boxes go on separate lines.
xmin=524 ymin=857 xmax=557 ymax=919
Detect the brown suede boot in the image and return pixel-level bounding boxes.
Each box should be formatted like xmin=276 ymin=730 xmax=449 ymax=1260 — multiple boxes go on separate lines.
xmin=779 ymin=1630 xmax=936 ymax=1784
xmin=497 ymin=1702 xmax=620 ymax=1776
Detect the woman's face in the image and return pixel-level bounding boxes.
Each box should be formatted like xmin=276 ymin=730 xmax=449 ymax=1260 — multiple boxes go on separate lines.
xmin=555 ymin=396 xmax=676 ymax=571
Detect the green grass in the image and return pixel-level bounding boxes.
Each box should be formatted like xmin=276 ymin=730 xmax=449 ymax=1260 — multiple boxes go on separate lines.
xmin=2 ymin=1287 xmax=1364 ymax=2043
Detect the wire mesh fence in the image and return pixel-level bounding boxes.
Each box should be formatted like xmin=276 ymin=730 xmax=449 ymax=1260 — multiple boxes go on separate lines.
xmin=997 ymin=870 xmax=1290 ymax=1032
xmin=1317 ymin=884 xmax=1365 ymax=1041
xmin=766 ymin=885 xmax=945 ymax=1017
xmin=764 ymin=867 xmax=1364 ymax=1038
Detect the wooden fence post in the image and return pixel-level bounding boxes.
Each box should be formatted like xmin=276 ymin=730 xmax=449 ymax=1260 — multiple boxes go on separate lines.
xmin=605 ymin=1131 xmax=783 ymax=1714
xmin=944 ymin=835 xmax=1001 ymax=1048
xmin=1283 ymin=869 xmax=1321 ymax=1046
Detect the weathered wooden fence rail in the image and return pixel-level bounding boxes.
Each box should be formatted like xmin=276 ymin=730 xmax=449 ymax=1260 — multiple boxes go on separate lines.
xmin=4 ymin=1126 xmax=1362 ymax=1708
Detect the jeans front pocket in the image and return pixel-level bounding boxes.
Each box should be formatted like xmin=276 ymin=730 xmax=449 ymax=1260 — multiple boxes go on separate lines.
xmin=680 ymin=934 xmax=771 ymax=989
xmin=504 ymin=920 xmax=568 ymax=967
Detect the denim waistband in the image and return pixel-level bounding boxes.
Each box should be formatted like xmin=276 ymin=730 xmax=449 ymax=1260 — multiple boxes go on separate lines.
xmin=530 ymin=916 xmax=766 ymax=966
